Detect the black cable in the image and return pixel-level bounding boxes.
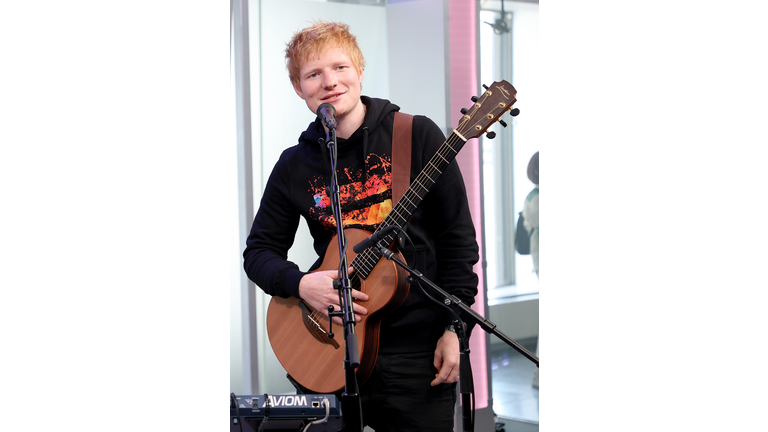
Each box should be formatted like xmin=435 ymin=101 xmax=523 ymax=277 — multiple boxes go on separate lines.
xmin=230 ymin=393 xmax=243 ymax=432
xmin=396 ymin=226 xmax=418 ymax=272
xmin=257 ymin=393 xmax=270 ymax=431
xmin=393 ymin=226 xmax=465 ymax=328
xmin=472 ymin=391 xmax=476 ymax=431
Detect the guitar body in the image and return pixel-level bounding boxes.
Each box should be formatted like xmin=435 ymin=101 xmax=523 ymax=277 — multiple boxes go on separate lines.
xmin=266 ymin=228 xmax=410 ymax=394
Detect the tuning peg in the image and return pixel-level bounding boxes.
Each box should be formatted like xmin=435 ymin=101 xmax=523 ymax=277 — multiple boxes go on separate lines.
xmin=482 ymin=84 xmax=489 ymax=90
xmin=486 ymin=131 xmax=496 ymax=139
xmin=460 ymin=108 xmax=468 ymax=115
xmin=510 ymin=108 xmax=520 ymax=117
xmin=498 ymin=119 xmax=507 ymax=128
xmin=471 ymin=95 xmax=478 ymax=102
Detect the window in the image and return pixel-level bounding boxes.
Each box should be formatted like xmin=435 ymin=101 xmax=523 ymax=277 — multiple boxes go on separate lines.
xmin=480 ymin=4 xmax=540 ymax=304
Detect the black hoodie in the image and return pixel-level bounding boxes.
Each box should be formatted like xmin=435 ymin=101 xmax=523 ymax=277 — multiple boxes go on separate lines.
xmin=244 ymin=96 xmax=479 ymax=353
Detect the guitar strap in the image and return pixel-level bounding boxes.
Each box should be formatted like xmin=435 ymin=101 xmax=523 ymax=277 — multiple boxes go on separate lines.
xmin=392 ymin=112 xmax=413 ymax=205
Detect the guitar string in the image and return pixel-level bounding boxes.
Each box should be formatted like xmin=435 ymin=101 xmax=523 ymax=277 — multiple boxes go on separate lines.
xmin=348 ymin=99 xmax=503 ymax=276
xmin=356 ymin=99 xmax=505 ymax=267
xmin=298 ymin=93 xmax=510 ymax=334
xmin=320 ymin=99 xmax=494 ymax=293
xmin=351 ymin=132 xmax=468 ymax=277
xmin=307 ymin=99 xmax=504 ymax=329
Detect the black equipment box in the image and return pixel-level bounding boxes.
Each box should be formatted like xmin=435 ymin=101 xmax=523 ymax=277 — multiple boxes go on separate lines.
xmin=230 ymin=394 xmax=342 ymax=431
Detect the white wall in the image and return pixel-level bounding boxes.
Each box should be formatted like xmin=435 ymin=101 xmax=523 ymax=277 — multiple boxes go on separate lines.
xmin=386 ymin=0 xmax=450 ymax=132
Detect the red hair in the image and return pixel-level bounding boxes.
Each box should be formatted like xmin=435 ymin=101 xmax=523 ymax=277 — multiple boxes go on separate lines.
xmin=285 ymin=21 xmax=366 ymax=88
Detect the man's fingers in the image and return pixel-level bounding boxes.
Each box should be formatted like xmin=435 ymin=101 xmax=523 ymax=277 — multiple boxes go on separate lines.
xmin=431 ymin=365 xmax=456 ymax=386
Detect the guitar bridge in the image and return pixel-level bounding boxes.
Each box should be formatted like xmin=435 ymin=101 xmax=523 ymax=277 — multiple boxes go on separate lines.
xmin=298 ymin=300 xmax=340 ymax=349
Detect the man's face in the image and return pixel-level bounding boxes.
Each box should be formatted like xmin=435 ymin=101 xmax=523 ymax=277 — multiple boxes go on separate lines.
xmin=293 ymin=46 xmax=364 ymax=124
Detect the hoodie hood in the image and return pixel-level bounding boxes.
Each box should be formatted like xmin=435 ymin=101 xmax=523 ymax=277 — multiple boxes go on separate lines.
xmin=298 ymin=96 xmax=400 ymax=150
xmin=298 ymin=96 xmax=401 ymax=187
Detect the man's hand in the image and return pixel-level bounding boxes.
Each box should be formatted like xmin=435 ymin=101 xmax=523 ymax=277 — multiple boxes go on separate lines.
xmin=297 ymin=267 xmax=369 ymax=325
xmin=431 ymin=329 xmax=460 ymax=386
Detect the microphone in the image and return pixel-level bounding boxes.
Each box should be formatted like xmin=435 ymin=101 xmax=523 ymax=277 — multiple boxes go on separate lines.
xmin=353 ymin=225 xmax=398 ymax=254
xmin=317 ymin=103 xmax=337 ymax=130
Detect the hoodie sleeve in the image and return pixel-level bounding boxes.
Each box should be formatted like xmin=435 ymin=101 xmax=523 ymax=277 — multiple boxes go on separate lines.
xmin=243 ymin=152 xmax=307 ymax=299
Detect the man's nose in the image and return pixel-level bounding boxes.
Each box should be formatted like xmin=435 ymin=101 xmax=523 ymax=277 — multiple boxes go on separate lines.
xmin=322 ymin=72 xmax=337 ymax=88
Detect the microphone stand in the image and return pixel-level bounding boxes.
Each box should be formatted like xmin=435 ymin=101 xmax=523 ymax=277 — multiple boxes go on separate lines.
xmin=324 ymin=126 xmax=364 ymax=432
xmin=375 ymin=243 xmax=538 ymax=432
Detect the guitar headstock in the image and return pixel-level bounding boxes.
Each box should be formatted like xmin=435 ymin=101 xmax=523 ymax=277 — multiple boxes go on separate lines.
xmin=455 ymin=80 xmax=518 ymax=141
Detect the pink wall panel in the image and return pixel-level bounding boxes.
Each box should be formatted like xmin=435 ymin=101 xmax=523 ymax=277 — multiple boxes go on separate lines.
xmin=449 ymin=0 xmax=489 ymax=410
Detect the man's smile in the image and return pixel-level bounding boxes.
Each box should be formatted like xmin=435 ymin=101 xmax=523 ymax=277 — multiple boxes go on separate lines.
xmin=321 ymin=92 xmax=345 ymax=101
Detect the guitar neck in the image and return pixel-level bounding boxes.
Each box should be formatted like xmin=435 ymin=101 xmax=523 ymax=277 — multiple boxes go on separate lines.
xmin=352 ymin=130 xmax=468 ymax=278
xmin=349 ymin=79 xmax=517 ymax=279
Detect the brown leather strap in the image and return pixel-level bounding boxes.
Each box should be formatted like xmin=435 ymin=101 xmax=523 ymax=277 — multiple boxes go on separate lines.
xmin=392 ymin=112 xmax=413 ymax=205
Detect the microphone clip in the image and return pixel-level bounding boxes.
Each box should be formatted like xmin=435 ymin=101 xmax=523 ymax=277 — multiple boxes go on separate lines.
xmin=353 ymin=225 xmax=399 ymax=254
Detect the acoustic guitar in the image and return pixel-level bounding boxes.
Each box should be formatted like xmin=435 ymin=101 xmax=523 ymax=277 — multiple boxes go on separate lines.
xmin=266 ymin=80 xmax=518 ymax=393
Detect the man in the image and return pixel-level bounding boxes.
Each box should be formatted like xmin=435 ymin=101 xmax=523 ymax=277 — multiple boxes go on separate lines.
xmin=243 ymin=21 xmax=478 ymax=431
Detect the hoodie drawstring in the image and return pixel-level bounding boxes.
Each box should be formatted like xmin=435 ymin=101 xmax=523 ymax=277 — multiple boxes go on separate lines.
xmin=362 ymin=127 xmax=369 ymax=184
xmin=318 ymin=137 xmax=332 ymax=179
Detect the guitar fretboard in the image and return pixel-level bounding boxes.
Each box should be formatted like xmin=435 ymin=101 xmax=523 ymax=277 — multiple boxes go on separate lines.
xmin=347 ymin=80 xmax=517 ymax=278
xmin=351 ymin=130 xmax=468 ymax=278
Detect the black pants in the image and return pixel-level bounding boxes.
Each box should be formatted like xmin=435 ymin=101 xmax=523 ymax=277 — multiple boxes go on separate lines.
xmin=359 ymin=352 xmax=457 ymax=432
